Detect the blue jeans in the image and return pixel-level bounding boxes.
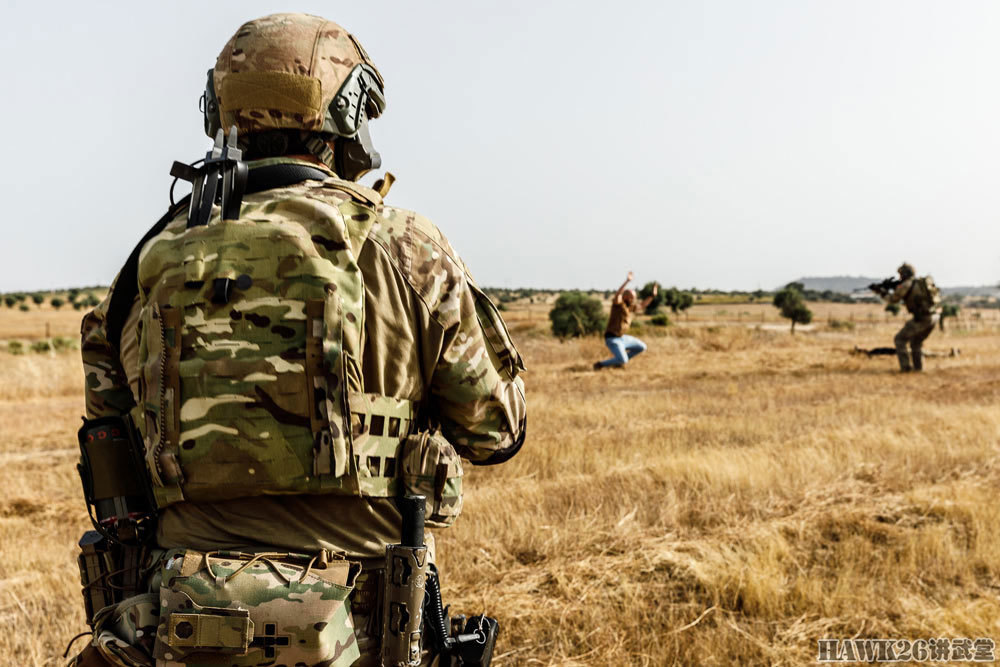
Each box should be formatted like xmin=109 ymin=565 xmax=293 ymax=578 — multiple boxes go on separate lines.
xmin=598 ymin=334 xmax=647 ymax=367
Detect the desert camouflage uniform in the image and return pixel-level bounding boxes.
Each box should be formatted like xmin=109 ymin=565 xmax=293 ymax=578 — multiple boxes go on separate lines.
xmin=78 ymin=157 xmax=526 ymax=665
xmin=888 ymin=277 xmax=939 ymax=372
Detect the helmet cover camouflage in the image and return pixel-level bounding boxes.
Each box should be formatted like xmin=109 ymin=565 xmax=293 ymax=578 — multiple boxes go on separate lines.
xmin=211 ymin=13 xmax=384 ymax=137
xmin=898 ymin=262 xmax=915 ymax=279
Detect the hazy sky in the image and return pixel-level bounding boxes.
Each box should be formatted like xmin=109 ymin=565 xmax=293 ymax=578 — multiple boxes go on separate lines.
xmin=2 ymin=0 xmax=998 ymax=292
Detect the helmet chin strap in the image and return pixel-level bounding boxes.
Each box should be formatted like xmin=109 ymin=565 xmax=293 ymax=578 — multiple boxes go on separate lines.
xmin=304 ymin=135 xmax=337 ymax=172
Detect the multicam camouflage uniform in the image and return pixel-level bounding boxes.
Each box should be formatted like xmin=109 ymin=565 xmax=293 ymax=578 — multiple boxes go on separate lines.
xmin=75 ymin=13 xmax=525 ymax=667
xmin=887 ymin=266 xmax=940 ymax=372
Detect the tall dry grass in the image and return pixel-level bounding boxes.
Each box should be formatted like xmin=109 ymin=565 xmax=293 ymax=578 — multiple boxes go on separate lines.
xmin=1 ymin=306 xmax=998 ymax=665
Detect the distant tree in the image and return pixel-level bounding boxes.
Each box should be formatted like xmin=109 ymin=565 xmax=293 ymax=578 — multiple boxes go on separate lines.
xmin=549 ymin=291 xmax=605 ymax=338
xmin=67 ymin=288 xmax=80 ymax=303
xmin=773 ymin=283 xmax=813 ymax=334
xmin=662 ymin=287 xmax=694 ymax=315
xmin=31 ymin=293 xmax=44 ymax=305
xmin=3 ymin=296 xmax=14 ymax=308
xmin=940 ymin=303 xmax=960 ymax=331
xmin=13 ymin=293 xmax=26 ymax=303
xmin=885 ymin=302 xmax=901 ymax=316
xmin=50 ymin=297 xmax=65 ymax=310
xmin=638 ymin=281 xmax=664 ymax=314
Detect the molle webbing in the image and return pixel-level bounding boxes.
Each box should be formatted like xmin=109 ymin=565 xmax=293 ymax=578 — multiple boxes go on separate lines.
xmin=349 ymin=393 xmax=418 ymax=497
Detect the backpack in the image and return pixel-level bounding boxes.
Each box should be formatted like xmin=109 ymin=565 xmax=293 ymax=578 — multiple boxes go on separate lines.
xmin=135 ymin=179 xmax=415 ymax=508
xmin=908 ymin=276 xmax=940 ymax=317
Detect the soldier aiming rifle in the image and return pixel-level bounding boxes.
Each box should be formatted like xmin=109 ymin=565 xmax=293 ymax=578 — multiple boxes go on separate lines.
xmin=869 ymin=263 xmax=941 ymax=373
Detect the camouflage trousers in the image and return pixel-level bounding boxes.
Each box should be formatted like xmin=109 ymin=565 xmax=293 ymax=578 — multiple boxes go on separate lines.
xmin=894 ymin=315 xmax=938 ymax=371
xmin=70 ymin=553 xmax=439 ymax=667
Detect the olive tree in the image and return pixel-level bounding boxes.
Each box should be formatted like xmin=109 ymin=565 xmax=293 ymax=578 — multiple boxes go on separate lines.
xmin=773 ymin=283 xmax=813 ymax=334
xmin=638 ymin=281 xmax=664 ymax=314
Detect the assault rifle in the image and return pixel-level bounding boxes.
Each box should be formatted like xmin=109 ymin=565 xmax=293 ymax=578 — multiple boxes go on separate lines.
xmin=868 ymin=277 xmax=902 ymax=298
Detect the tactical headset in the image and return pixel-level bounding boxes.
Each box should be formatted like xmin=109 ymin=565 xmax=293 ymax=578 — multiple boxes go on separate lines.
xmin=200 ymin=64 xmax=385 ymax=181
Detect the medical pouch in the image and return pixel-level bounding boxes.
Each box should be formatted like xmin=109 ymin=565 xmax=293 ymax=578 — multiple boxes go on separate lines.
xmin=154 ymin=549 xmax=360 ymax=666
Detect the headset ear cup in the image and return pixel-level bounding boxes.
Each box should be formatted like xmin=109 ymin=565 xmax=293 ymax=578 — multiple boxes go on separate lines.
xmin=203 ymin=68 xmax=221 ymax=137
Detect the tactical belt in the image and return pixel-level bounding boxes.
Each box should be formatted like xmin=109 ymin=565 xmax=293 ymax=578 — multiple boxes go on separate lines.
xmin=105 ymin=164 xmax=332 ymax=353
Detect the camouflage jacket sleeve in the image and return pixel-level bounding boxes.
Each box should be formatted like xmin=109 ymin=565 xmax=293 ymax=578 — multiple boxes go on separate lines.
xmin=430 ymin=273 xmax=527 ymax=465
xmin=81 ymin=276 xmax=137 ymax=419
xmin=888 ymin=278 xmax=913 ymax=305
xmin=370 ymin=204 xmax=526 ymax=465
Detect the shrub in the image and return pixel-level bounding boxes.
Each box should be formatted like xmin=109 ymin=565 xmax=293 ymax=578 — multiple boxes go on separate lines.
xmin=30 ymin=340 xmax=52 ymax=353
xmin=7 ymin=341 xmax=23 ymax=355
xmin=31 ymin=293 xmax=44 ymax=305
xmin=828 ymin=319 xmax=855 ymax=331
xmin=650 ymin=314 xmax=670 ymax=327
xmin=885 ymin=302 xmax=901 ymax=316
xmin=549 ymin=291 xmax=605 ymax=338
xmin=51 ymin=337 xmax=78 ymax=352
xmin=18 ymin=304 xmax=29 ymax=312
xmin=50 ymin=297 xmax=65 ymax=309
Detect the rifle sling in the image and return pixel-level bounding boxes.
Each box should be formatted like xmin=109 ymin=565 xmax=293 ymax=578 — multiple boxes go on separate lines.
xmin=105 ymin=163 xmax=332 ymax=352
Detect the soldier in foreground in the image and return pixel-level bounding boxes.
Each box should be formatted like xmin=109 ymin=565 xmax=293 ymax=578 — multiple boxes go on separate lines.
xmin=870 ymin=262 xmax=941 ymax=372
xmin=71 ymin=13 xmax=525 ymax=666
xmin=593 ymin=271 xmax=657 ymax=370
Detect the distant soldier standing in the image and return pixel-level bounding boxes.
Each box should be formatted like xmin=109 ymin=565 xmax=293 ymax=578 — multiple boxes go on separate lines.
xmin=881 ymin=262 xmax=941 ymax=372
xmin=594 ymin=271 xmax=656 ymax=370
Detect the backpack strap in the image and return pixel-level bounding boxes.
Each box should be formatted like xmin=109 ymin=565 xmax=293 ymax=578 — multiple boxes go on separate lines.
xmin=105 ymin=164 xmax=333 ymax=352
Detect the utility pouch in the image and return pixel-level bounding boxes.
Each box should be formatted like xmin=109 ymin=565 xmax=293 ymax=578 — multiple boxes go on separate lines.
xmin=401 ymin=431 xmax=464 ymax=528
xmin=77 ymin=531 xmax=152 ymax=629
xmin=90 ymin=592 xmax=160 ymax=667
xmin=78 ymin=531 xmax=115 ymax=627
xmin=77 ymin=415 xmax=157 ymax=544
xmin=153 ymin=549 xmax=360 ymax=666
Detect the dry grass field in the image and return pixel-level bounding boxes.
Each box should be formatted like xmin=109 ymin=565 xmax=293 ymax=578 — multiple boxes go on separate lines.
xmin=1 ymin=301 xmax=998 ymax=665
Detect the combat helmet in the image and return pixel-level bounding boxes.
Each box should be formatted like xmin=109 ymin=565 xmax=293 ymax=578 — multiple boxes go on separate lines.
xmin=897 ymin=262 xmax=915 ymax=279
xmin=202 ymin=13 xmax=386 ymax=180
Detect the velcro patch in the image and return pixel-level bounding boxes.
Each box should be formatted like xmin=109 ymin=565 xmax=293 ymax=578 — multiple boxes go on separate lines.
xmin=220 ymin=71 xmax=322 ymax=115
